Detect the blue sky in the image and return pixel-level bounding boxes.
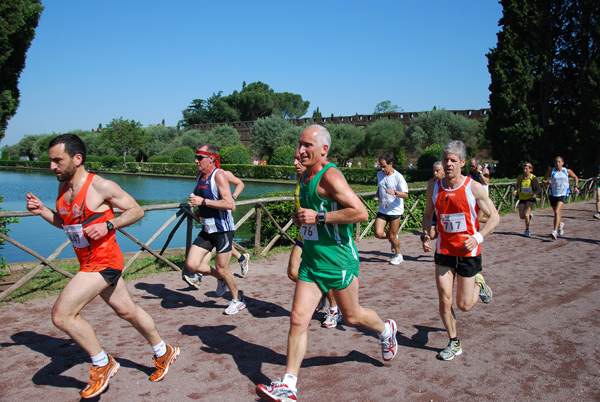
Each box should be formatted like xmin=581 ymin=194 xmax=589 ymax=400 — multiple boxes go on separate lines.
xmin=2 ymin=0 xmax=503 ymax=147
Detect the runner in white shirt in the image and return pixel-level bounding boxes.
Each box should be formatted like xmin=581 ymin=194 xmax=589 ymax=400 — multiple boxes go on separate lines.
xmin=374 ymin=153 xmax=409 ymax=265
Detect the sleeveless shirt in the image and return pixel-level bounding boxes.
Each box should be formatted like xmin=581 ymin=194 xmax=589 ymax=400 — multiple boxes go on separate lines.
xmin=299 ymin=163 xmax=359 ymax=271
xmin=517 ymin=174 xmax=536 ymax=201
xmin=56 ymin=173 xmax=123 ymax=272
xmin=549 ymin=168 xmax=570 ymax=196
xmin=433 ymin=176 xmax=481 ymax=257
xmin=193 ymin=168 xmax=235 ymax=233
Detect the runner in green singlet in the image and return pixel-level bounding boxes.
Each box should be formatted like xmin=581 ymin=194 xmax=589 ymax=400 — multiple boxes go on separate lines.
xmin=256 ymin=125 xmax=399 ymax=402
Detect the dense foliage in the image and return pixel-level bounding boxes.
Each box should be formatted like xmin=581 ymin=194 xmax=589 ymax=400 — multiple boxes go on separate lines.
xmin=0 ymin=0 xmax=43 ymax=142
xmin=179 ymin=82 xmax=310 ymax=129
xmin=487 ymin=0 xmax=600 ymax=176
xmin=101 ymin=117 xmax=148 ymax=169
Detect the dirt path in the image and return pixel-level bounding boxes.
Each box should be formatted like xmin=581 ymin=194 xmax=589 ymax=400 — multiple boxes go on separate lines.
xmin=0 ymin=201 xmax=599 ymax=401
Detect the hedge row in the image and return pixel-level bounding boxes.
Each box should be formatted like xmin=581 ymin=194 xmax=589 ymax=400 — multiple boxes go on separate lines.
xmin=0 ymin=160 xmax=432 ymax=184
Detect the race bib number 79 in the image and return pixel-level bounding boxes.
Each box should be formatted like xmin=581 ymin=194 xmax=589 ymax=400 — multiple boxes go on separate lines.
xmin=440 ymin=212 xmax=467 ymax=233
xmin=301 ymin=224 xmax=319 ymax=241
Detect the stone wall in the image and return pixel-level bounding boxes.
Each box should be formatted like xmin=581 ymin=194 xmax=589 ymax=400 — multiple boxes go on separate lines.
xmin=190 ymin=108 xmax=490 ymax=145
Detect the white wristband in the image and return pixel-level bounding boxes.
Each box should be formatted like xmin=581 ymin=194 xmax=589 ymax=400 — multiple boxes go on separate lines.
xmin=472 ymin=232 xmax=484 ymax=245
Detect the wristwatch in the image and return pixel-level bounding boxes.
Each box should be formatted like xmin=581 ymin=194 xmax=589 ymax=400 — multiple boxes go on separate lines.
xmin=106 ymin=221 xmax=114 ymax=231
xmin=317 ymin=211 xmax=326 ymax=224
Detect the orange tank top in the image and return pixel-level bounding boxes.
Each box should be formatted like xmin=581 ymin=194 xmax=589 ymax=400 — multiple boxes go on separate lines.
xmin=56 ymin=173 xmax=123 ymax=272
xmin=433 ymin=176 xmax=481 ymax=257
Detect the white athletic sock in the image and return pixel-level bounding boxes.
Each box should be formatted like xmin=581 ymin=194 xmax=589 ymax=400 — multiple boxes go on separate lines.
xmin=378 ymin=322 xmax=392 ymax=340
xmin=152 ymin=340 xmax=167 ymax=358
xmin=282 ymin=373 xmax=298 ymax=392
xmin=91 ymin=350 xmax=109 ymax=367
xmin=329 ymin=306 xmax=339 ymax=314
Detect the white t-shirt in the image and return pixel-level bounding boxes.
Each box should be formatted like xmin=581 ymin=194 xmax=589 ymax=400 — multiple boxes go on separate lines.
xmin=377 ymin=170 xmax=409 ymax=215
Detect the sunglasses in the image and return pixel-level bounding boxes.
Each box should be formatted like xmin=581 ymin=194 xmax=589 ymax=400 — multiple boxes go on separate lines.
xmin=469 ymin=165 xmax=477 ymax=168
xmin=195 ymin=155 xmax=209 ymax=160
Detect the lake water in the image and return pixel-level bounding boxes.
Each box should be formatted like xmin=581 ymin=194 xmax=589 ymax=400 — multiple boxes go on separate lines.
xmin=0 ymin=169 xmax=294 ymax=263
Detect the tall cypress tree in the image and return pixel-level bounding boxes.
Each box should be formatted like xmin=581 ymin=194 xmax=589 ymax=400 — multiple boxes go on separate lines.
xmin=487 ymin=0 xmax=599 ymax=177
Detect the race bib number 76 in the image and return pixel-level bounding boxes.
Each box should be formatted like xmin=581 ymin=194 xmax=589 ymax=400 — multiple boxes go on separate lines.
xmin=301 ymin=224 xmax=319 ymax=241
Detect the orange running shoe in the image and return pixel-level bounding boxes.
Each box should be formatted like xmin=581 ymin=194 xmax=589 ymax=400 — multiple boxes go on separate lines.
xmin=80 ymin=355 xmax=120 ymax=399
xmin=149 ymin=344 xmax=180 ymax=382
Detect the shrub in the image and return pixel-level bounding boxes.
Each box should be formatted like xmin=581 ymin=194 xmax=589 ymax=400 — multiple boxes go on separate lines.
xmin=270 ymin=146 xmax=296 ymax=166
xmin=417 ymin=143 xmax=445 ymax=170
xmin=172 ymin=146 xmax=195 ymax=163
xmin=100 ymin=155 xmax=120 ymax=170
xmin=220 ymin=145 xmax=251 ymax=164
xmin=148 ymin=155 xmax=173 ymax=163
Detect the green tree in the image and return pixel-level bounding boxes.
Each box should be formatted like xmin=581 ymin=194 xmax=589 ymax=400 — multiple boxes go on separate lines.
xmin=374 ymin=100 xmax=402 ymax=114
xmin=179 ymin=99 xmax=208 ymax=129
xmin=32 ymin=134 xmax=53 ymax=159
xmin=101 ymin=117 xmax=148 ymax=169
xmin=250 ymin=115 xmax=297 ymax=159
xmin=172 ymin=146 xmax=195 ymax=163
xmin=15 ymin=134 xmax=38 ymax=160
xmin=273 ymin=92 xmax=310 ymax=119
xmin=312 ymin=107 xmax=322 ymax=119
xmin=417 ymin=143 xmax=445 ymax=170
xmin=202 ymin=125 xmax=242 ymax=149
xmin=486 ymin=0 xmax=600 ymax=176
xmin=364 ymin=119 xmax=405 ymax=157
xmin=405 ymin=109 xmax=477 ymax=152
xmin=271 ymin=146 xmax=296 ymax=166
xmin=0 ymin=0 xmax=43 ymax=142
xmin=221 ymin=145 xmax=251 ymax=164
xmin=227 ymin=81 xmax=276 ymax=121
xmin=326 ymin=124 xmax=365 ymax=166
xmin=144 ymin=125 xmax=181 ymax=158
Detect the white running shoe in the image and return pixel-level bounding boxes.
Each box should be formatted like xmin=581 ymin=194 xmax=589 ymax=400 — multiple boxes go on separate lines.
xmin=390 ymin=254 xmax=404 ymax=265
xmin=256 ymin=381 xmax=297 ymax=402
xmin=550 ymin=230 xmax=558 ymax=240
xmin=322 ymin=310 xmax=342 ymax=328
xmin=239 ymin=252 xmax=250 ymax=276
xmin=380 ymin=319 xmax=398 ymax=362
xmin=223 ymin=297 xmax=246 ymax=315
xmin=215 ymin=279 xmax=228 ymax=297
xmin=558 ymin=222 xmax=564 ymax=236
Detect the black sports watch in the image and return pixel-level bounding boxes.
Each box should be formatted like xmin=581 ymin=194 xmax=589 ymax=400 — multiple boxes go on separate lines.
xmin=106 ymin=221 xmax=114 ymax=231
xmin=317 ymin=211 xmax=326 ymax=224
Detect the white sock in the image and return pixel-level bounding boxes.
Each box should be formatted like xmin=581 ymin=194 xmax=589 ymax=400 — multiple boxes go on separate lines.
xmin=152 ymin=340 xmax=167 ymax=358
xmin=378 ymin=322 xmax=392 ymax=340
xmin=91 ymin=350 xmax=109 ymax=367
xmin=282 ymin=373 xmax=298 ymax=392
xmin=329 ymin=306 xmax=339 ymax=314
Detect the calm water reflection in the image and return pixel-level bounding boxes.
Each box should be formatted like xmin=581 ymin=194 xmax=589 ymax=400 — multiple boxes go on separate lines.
xmin=0 ymin=169 xmax=293 ymax=263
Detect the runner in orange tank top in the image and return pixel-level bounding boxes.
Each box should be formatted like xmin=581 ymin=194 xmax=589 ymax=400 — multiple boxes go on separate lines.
xmin=56 ymin=172 xmax=123 ymax=272
xmin=26 ymin=134 xmax=180 ymax=399
xmin=420 ymin=140 xmax=500 ymax=361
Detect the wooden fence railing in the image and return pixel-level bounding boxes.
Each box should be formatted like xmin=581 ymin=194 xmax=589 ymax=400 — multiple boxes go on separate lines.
xmin=1 ymin=178 xmax=595 ymax=300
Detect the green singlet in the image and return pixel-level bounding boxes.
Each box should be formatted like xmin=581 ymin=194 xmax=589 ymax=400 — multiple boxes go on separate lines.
xmin=298 ymin=163 xmax=359 ymax=271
